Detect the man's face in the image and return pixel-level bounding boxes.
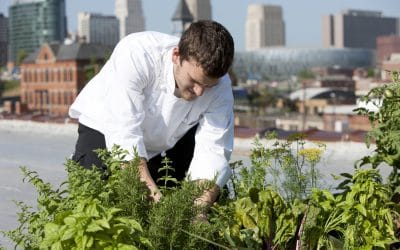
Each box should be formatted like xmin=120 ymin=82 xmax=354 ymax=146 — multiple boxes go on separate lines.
xmin=172 ymin=48 xmax=219 ymax=101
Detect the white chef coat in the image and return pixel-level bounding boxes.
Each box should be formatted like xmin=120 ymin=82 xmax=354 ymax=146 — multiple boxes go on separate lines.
xmin=69 ymin=31 xmax=234 ymax=187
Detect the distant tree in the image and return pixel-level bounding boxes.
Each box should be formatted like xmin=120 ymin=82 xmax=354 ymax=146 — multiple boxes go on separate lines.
xmin=367 ymin=68 xmax=377 ymax=78
xmin=84 ymin=51 xmax=111 ymax=82
xmin=16 ymin=50 xmax=28 ymax=66
xmin=84 ymin=57 xmax=102 ymax=82
xmin=247 ymin=86 xmax=277 ymax=114
xmin=297 ymin=69 xmax=315 ymax=80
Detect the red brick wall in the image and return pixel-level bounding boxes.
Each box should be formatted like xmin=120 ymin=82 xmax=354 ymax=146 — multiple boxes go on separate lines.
xmin=376 ymin=35 xmax=400 ymax=67
xmin=20 ymin=47 xmax=90 ymax=117
xmin=348 ymin=115 xmax=371 ymax=131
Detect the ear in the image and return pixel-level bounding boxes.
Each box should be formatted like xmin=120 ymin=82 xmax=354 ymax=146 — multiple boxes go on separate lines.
xmin=172 ymin=47 xmax=180 ymax=65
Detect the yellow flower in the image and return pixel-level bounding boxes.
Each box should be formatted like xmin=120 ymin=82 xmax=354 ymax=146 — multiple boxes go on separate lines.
xmin=299 ymin=148 xmax=323 ymax=164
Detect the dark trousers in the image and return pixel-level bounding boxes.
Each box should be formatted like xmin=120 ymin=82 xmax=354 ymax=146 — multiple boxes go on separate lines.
xmin=72 ymin=123 xmax=197 ymax=185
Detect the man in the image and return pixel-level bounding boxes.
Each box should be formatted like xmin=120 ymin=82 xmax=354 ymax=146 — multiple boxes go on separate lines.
xmin=69 ymin=20 xmax=234 ymax=209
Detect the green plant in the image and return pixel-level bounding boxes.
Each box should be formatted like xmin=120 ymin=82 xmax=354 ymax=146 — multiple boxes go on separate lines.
xmin=157 ymin=157 xmax=179 ymax=191
xmin=339 ymin=169 xmax=399 ymax=249
xmin=301 ymin=189 xmax=344 ymax=250
xmin=354 ymin=71 xmax=400 ymax=190
xmin=40 ymin=198 xmax=152 ymax=249
xmin=246 ymin=132 xmax=325 ymax=202
xmin=1 ymin=146 xmax=152 ymax=249
xmin=2 ymin=145 xmax=222 ymax=249
xmin=146 ymin=180 xmax=218 ymax=249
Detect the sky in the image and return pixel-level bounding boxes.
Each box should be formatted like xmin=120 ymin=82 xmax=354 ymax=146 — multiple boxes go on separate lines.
xmin=0 ymin=0 xmax=399 ymax=51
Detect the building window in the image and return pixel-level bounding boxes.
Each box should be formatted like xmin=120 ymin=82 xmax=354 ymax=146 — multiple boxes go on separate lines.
xmin=64 ymin=91 xmax=69 ymax=105
xmin=58 ymin=91 xmax=62 ymax=105
xmin=63 ymin=69 xmax=67 ymax=82
xmin=27 ymin=71 xmax=30 ymax=82
xmin=34 ymin=70 xmax=37 ymax=83
xmin=57 ymin=69 xmax=61 ymax=82
xmin=69 ymin=68 xmax=73 ymax=82
xmin=49 ymin=69 xmax=53 ymax=82
xmin=45 ymin=69 xmax=49 ymax=82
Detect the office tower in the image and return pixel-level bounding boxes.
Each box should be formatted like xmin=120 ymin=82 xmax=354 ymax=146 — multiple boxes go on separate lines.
xmin=0 ymin=13 xmax=8 ymax=66
xmin=185 ymin=0 xmax=211 ymax=21
xmin=245 ymin=4 xmax=285 ymax=51
xmin=8 ymin=0 xmax=67 ymax=64
xmin=171 ymin=0 xmax=193 ymax=37
xmin=78 ymin=12 xmax=119 ymax=46
xmin=115 ymin=0 xmax=145 ymax=40
xmin=322 ymin=9 xmax=399 ymax=49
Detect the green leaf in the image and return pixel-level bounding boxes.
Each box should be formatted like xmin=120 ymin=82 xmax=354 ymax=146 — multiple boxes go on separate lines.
xmin=64 ymin=216 xmax=76 ymax=226
xmin=96 ymin=218 xmax=111 ymax=229
xmin=116 ymin=244 xmax=138 ymax=250
xmin=50 ymin=242 xmax=63 ymax=250
xmin=44 ymin=223 xmax=61 ymax=241
xmin=86 ymin=202 xmax=100 ymax=217
xmin=86 ymin=236 xmax=94 ymax=248
xmin=86 ymin=222 xmax=104 ymax=232
xmin=61 ymin=228 xmax=76 ymax=241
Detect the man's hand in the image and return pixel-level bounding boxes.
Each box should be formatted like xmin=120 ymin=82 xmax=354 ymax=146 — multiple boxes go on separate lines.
xmin=138 ymin=158 xmax=162 ymax=202
xmin=149 ymin=188 xmax=162 ymax=202
xmin=193 ymin=182 xmax=220 ymax=223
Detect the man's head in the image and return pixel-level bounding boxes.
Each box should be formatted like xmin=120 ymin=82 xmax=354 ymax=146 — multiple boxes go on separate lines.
xmin=178 ymin=20 xmax=234 ymax=78
xmin=172 ymin=20 xmax=235 ymax=101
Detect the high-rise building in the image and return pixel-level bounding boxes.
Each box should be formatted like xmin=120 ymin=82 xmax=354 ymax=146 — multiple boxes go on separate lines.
xmin=8 ymin=0 xmax=67 ymax=64
xmin=0 ymin=13 xmax=8 ymax=66
xmin=185 ymin=0 xmax=211 ymax=21
xmin=322 ymin=9 xmax=399 ymax=49
xmin=245 ymin=4 xmax=285 ymax=51
xmin=171 ymin=0 xmax=193 ymax=37
xmin=115 ymin=0 xmax=145 ymax=40
xmin=78 ymin=12 xmax=119 ymax=47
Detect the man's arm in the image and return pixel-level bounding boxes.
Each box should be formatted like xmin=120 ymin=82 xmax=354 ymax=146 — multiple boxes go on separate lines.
xmin=192 ymin=181 xmax=221 ymax=222
xmin=194 ymin=184 xmax=220 ymax=209
xmin=138 ymin=158 xmax=162 ymax=202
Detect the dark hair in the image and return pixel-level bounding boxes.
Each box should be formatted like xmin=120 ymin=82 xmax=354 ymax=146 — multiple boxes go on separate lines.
xmin=178 ymin=20 xmax=234 ymax=78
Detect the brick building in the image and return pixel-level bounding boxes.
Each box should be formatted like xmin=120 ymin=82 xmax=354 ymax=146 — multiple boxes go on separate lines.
xmin=376 ymin=35 xmax=400 ymax=68
xmin=381 ymin=53 xmax=400 ymax=81
xmin=20 ymin=42 xmax=112 ymax=116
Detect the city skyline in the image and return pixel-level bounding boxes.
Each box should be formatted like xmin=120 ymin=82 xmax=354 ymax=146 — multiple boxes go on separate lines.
xmin=0 ymin=0 xmax=399 ymax=51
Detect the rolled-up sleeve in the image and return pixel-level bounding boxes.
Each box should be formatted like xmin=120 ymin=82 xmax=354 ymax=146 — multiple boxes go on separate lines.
xmin=187 ymin=78 xmax=234 ymax=187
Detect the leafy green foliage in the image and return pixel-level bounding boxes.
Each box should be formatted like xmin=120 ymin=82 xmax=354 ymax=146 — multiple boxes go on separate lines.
xmin=2 ymin=146 xmax=220 ymax=249
xmin=245 ymin=132 xmax=325 ymax=202
xmin=0 ymin=80 xmax=20 ymax=96
xmin=1 ymin=146 xmax=153 ymax=249
xmin=338 ymin=169 xmax=399 ymax=249
xmin=211 ymin=125 xmax=400 ymax=249
xmin=157 ymin=157 xmax=179 ymax=192
xmin=146 ymin=181 xmax=217 ymax=249
xmin=354 ymin=71 xmax=400 ymax=189
xmin=303 ymin=168 xmax=400 ymax=249
xmin=40 ymin=198 xmax=152 ymax=249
